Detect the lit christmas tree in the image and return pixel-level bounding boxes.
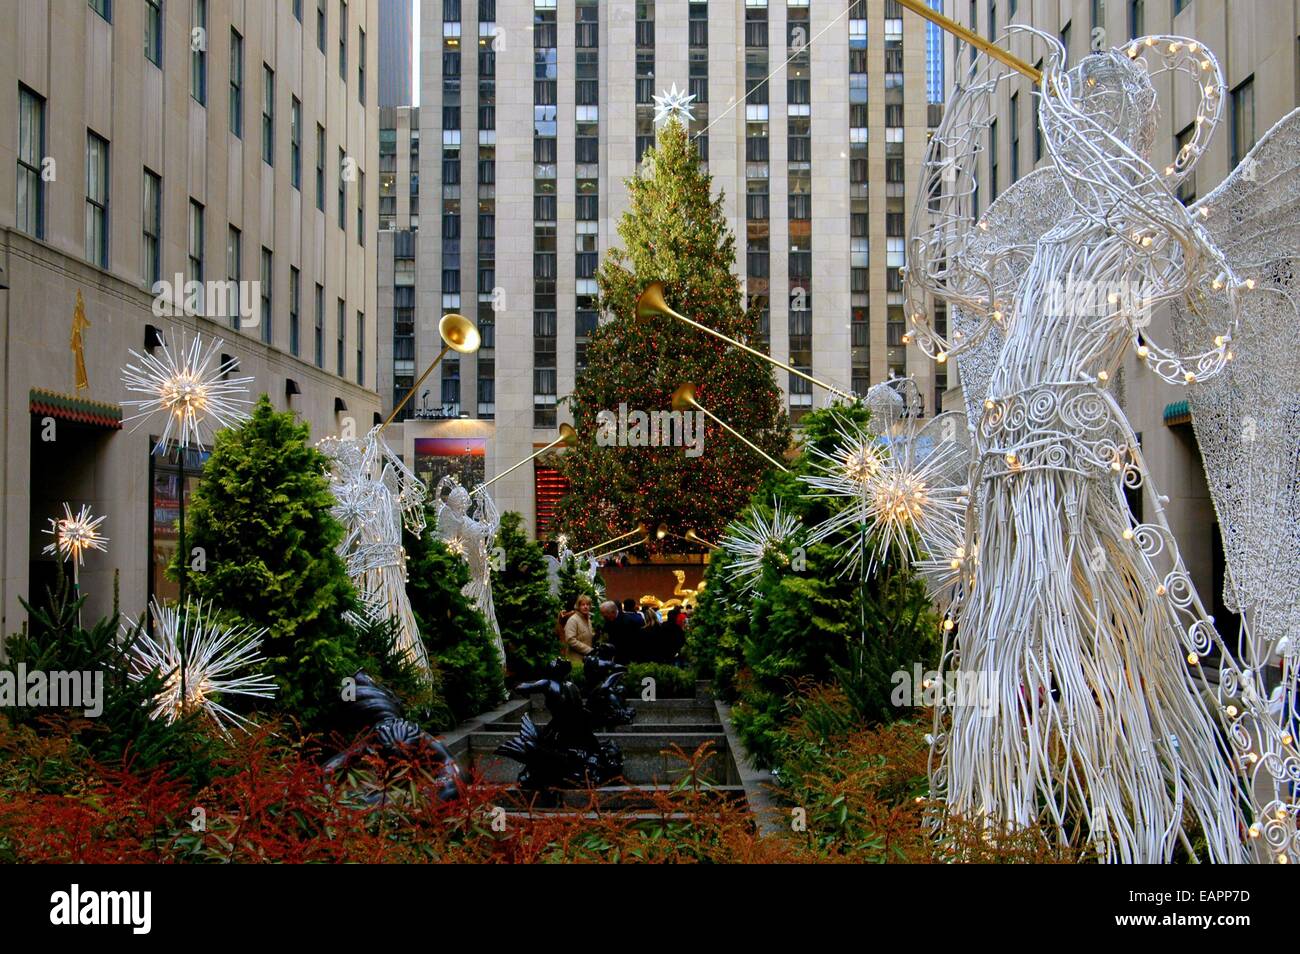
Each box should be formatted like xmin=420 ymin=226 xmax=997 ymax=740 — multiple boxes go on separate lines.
xmin=556 ymin=119 xmax=790 ymax=554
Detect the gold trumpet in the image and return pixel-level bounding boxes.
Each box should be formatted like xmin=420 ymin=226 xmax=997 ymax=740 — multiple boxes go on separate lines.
xmin=656 ymin=522 xmax=716 ymax=549
xmin=476 ymin=423 xmax=577 ymax=492
xmin=575 ymin=523 xmax=649 ymax=558
xmin=895 ymin=0 xmax=1041 ymax=84
xmin=588 ymin=535 xmax=651 ymax=562
xmin=381 ymin=313 xmax=482 ymax=432
xmin=672 ymin=382 xmax=790 ymax=473
xmin=685 ymin=528 xmax=718 ymax=549
xmin=636 ymin=282 xmax=856 ymax=401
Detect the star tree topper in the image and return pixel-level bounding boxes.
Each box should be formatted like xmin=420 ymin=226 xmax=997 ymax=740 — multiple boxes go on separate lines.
xmin=652 ymin=83 xmax=696 ymax=126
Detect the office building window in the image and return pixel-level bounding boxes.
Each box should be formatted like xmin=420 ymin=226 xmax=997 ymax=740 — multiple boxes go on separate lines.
xmin=290 ymin=97 xmax=302 ymax=188
xmin=188 ymin=199 xmax=204 ymax=290
xmin=17 ymin=86 xmax=45 ymax=239
xmin=314 ymin=283 xmax=324 ymax=367
xmin=338 ymin=147 xmax=347 ymax=229
xmin=89 ymin=0 xmax=110 ymax=22
xmin=145 ymin=0 xmax=163 ymax=66
xmin=1009 ymin=92 xmax=1019 ymax=182
xmin=143 ymin=169 xmax=162 ymax=288
xmin=315 ymin=124 xmax=326 ymax=210
xmin=339 ymin=1 xmax=348 ymax=80
xmin=357 ymin=169 xmax=364 ymax=243
xmin=317 ymin=0 xmax=326 ymax=52
xmin=260 ymin=248 xmax=273 ymax=344
xmin=337 ymin=297 xmax=346 ymax=376
xmin=226 ymin=225 xmax=241 ymax=329
xmin=1231 ymin=77 xmax=1255 ymax=167
xmin=191 ymin=0 xmax=207 ymax=104
xmin=1128 ymin=0 xmax=1143 ymax=38
xmin=85 ymin=131 xmax=110 ymax=269
xmin=356 ymin=311 xmax=364 ymax=384
xmin=289 ymin=266 xmax=301 ymax=356
xmin=230 ymin=31 xmax=243 ymax=137
xmin=358 ymin=29 xmax=366 ymax=103
xmin=262 ymin=65 xmax=274 ymax=165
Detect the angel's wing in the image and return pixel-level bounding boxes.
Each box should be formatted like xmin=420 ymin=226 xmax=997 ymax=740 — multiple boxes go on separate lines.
xmin=1173 ymin=108 xmax=1300 ymax=649
xmin=903 ymin=27 xmax=1065 ymax=365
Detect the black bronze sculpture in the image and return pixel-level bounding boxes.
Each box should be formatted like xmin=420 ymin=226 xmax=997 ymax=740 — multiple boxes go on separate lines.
xmin=325 ymin=670 xmax=464 ymax=803
xmin=496 ymin=658 xmax=624 ymax=789
xmin=581 ymin=644 xmax=636 ymax=729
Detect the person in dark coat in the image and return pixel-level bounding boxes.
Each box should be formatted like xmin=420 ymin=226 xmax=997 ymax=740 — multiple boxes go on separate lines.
xmin=599 ymin=600 xmax=647 ymax=664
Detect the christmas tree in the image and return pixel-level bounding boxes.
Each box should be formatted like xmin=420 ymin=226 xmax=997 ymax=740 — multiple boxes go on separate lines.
xmin=176 ymin=396 xmax=363 ymax=726
xmin=476 ymin=511 xmax=558 ymax=679
xmin=555 ymin=118 xmax=791 ymax=554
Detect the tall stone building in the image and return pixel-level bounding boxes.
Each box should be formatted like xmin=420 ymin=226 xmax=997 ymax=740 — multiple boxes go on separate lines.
xmin=0 ymin=0 xmax=380 ymax=631
xmin=394 ymin=0 xmax=943 ymax=537
xmin=945 ymin=0 xmax=1300 ymax=621
xmin=379 ymin=0 xmax=414 ymax=106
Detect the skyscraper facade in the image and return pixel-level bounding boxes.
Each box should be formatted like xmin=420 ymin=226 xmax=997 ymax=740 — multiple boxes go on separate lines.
xmin=393 ymin=0 xmax=942 ymax=537
xmin=0 ymin=0 xmax=380 ymax=631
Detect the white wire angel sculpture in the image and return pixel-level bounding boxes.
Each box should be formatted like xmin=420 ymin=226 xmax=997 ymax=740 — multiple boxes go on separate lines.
xmin=904 ymin=29 xmax=1300 ymax=862
xmin=319 ymin=427 xmax=432 ymax=679
xmin=542 ymin=534 xmax=600 ymax=600
xmin=434 ymin=476 xmax=504 ymax=667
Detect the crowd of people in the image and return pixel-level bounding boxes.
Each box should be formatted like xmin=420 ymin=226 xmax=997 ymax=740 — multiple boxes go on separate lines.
xmin=560 ymin=594 xmax=689 ymax=666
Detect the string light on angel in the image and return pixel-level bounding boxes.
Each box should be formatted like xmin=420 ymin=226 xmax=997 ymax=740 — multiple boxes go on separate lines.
xmin=121 ymin=330 xmax=254 ymax=453
xmin=904 ymin=25 xmax=1300 ymax=862
xmin=319 ymin=427 xmax=432 ymax=679
xmin=434 ymin=476 xmax=504 ymax=667
xmin=123 ymin=599 xmax=277 ymax=732
xmin=719 ymin=497 xmax=803 ymax=594
xmin=543 ymin=533 xmax=600 ymax=600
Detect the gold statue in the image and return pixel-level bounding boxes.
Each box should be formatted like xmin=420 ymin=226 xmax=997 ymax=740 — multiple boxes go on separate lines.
xmin=71 ymin=290 xmax=90 ymax=393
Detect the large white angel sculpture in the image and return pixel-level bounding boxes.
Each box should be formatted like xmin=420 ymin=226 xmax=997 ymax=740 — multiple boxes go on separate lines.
xmin=904 ymin=29 xmax=1300 ymax=862
xmin=434 ymin=476 xmax=504 ymax=666
xmin=319 ymin=427 xmax=432 ymax=679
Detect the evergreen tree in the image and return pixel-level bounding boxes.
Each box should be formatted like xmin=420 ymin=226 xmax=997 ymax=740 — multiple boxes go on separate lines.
xmin=691 ymin=402 xmax=941 ymax=767
xmin=555 ymin=119 xmax=791 ymax=554
xmin=556 ymin=551 xmax=601 ymax=616
xmin=176 ymin=395 xmax=360 ymax=726
xmin=404 ymin=521 xmax=506 ymax=723
xmin=489 ymin=511 xmax=560 ymax=678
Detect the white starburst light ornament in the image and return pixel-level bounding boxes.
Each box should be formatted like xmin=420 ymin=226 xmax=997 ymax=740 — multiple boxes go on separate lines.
xmin=122 ymin=331 xmax=254 ymax=453
xmin=124 ymin=599 xmax=277 ymax=732
xmin=42 ymin=503 xmax=108 ymax=566
xmin=652 ymin=82 xmax=696 ymax=125
xmin=719 ymin=498 xmax=802 ymax=592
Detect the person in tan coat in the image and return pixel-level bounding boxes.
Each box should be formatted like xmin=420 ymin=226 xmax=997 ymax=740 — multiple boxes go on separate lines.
xmin=562 ymin=594 xmax=595 ymax=660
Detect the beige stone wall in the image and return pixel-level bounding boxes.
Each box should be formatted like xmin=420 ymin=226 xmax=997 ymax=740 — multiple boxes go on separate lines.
xmin=0 ymin=1 xmax=381 ymax=634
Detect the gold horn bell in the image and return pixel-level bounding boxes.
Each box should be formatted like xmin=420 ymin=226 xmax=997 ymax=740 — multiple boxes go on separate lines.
xmin=439 ymin=312 xmax=482 ymax=353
